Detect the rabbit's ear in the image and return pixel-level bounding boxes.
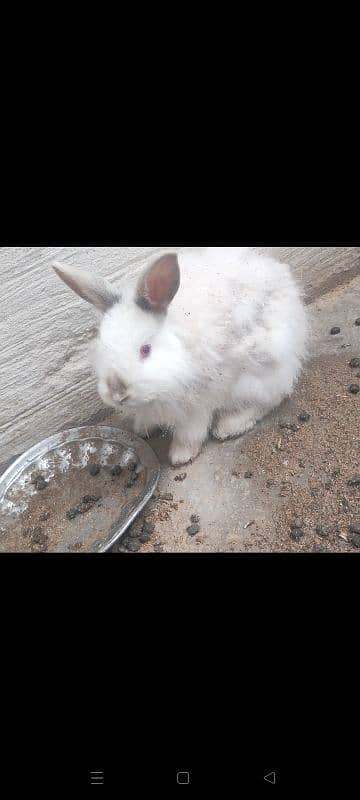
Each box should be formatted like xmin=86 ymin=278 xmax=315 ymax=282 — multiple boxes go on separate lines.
xmin=136 ymin=254 xmax=180 ymax=313
xmin=52 ymin=262 xmax=120 ymax=313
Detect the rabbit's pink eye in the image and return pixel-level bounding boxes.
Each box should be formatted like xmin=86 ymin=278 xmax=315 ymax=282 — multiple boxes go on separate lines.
xmin=140 ymin=344 xmax=151 ymax=359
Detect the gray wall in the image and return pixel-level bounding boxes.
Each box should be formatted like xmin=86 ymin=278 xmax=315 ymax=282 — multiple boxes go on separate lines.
xmin=1 ymin=246 xmax=359 ymax=467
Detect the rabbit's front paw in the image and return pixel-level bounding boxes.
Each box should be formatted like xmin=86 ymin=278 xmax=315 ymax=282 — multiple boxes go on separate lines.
xmin=169 ymin=412 xmax=210 ymax=465
xmin=169 ymin=441 xmax=202 ymax=466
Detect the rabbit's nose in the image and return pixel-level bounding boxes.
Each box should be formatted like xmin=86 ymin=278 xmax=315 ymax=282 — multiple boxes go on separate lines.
xmin=107 ymin=375 xmax=128 ymax=402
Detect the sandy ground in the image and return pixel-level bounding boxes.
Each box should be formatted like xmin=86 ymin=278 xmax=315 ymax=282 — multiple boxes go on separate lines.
xmin=113 ymin=274 xmax=360 ymax=553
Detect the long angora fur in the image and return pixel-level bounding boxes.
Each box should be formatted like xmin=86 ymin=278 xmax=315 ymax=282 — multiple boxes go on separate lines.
xmin=52 ymin=247 xmax=308 ymax=466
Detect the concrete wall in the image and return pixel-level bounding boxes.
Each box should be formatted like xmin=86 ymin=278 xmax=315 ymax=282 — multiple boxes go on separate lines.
xmin=1 ymin=246 xmax=359 ymax=467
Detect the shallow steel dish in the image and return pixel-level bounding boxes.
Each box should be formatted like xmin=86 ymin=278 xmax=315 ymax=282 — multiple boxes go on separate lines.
xmin=0 ymin=426 xmax=160 ymax=553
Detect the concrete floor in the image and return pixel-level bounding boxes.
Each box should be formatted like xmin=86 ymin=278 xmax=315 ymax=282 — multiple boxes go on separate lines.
xmin=112 ymin=269 xmax=360 ymax=553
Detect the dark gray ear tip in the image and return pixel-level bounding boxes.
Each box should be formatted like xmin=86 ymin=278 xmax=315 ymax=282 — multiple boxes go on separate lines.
xmin=167 ymin=253 xmax=180 ymax=270
xmin=51 ymin=261 xmax=65 ymax=277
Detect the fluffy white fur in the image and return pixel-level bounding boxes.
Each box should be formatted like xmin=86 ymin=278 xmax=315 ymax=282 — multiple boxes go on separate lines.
xmin=53 ymin=248 xmax=308 ymax=466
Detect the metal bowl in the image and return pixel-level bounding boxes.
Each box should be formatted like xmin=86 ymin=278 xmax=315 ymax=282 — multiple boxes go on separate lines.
xmin=0 ymin=426 xmax=160 ymax=553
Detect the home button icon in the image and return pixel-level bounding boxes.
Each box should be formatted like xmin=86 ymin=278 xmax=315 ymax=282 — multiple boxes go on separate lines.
xmin=177 ymin=771 xmax=190 ymax=785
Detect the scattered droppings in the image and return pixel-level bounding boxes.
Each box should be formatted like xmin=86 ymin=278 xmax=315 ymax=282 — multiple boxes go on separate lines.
xmin=31 ymin=471 xmax=43 ymax=485
xmin=125 ymin=539 xmax=141 ymax=553
xmin=232 ymin=470 xmax=242 ymax=478
xmin=1 ymin=440 xmax=148 ymax=553
xmin=340 ymin=497 xmax=351 ymax=511
xmin=126 ymin=473 xmax=139 ymax=488
xmin=66 ymin=495 xmax=101 ymax=520
xmin=279 ymin=422 xmax=300 ymax=432
xmin=190 ymin=514 xmax=200 ymax=524
xmin=89 ymin=464 xmax=100 ymax=476
xmin=348 ymin=477 xmax=360 ymax=487
xmin=139 ymin=532 xmax=151 ymax=544
xmin=244 ymin=471 xmax=253 ymax=479
xmin=349 ymin=522 xmax=360 ymax=535
xmin=299 ymin=412 xmax=311 ymax=423
xmin=111 ymin=465 xmax=123 ymax=477
xmin=290 ymin=527 xmax=305 ymax=541
xmin=82 ymin=495 xmax=99 ymax=505
xmin=157 ymin=509 xmax=171 ymax=521
xmin=129 ymin=527 xmax=141 ymax=539
xmin=35 ymin=477 xmax=48 ymax=491
xmin=349 ymin=384 xmax=360 ymax=394
xmin=23 ymin=526 xmax=49 ymax=551
xmin=236 ymin=355 xmax=360 ymax=553
xmin=349 ymin=358 xmax=360 ymax=369
xmin=292 ymin=518 xmax=304 ymax=529
xmin=187 ymin=524 xmax=201 ymax=537
xmin=174 ymin=473 xmax=187 ymax=482
xmin=118 ymin=535 xmax=129 ymax=548
xmin=330 ymin=327 xmax=341 ymax=335
xmin=23 ymin=525 xmax=42 ymax=539
xmin=143 ymin=519 xmax=155 ymax=536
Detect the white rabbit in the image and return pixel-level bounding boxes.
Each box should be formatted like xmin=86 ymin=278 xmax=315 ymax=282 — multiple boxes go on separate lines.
xmin=52 ymin=248 xmax=308 ymax=466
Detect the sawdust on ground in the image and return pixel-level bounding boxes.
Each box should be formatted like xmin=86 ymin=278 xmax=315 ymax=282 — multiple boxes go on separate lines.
xmin=241 ymin=354 xmax=360 ymax=552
